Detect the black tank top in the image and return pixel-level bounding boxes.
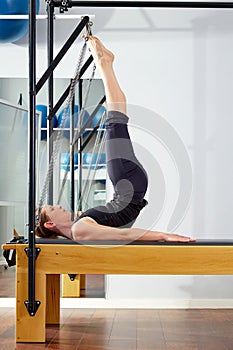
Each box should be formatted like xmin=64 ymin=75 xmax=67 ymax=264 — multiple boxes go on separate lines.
xmin=74 ymin=197 xmax=148 ymax=228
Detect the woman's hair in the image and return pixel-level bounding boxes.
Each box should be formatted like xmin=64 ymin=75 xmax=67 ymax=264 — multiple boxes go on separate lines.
xmin=35 ymin=208 xmax=58 ymax=238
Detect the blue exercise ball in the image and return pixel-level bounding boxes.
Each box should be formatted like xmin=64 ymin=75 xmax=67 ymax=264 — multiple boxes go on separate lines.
xmin=91 ymin=105 xmax=106 ymax=128
xmin=36 ymin=104 xmax=58 ymax=141
xmin=57 ymin=105 xmax=90 ymax=139
xmin=0 ymin=0 xmax=40 ymax=43
xmin=83 ymin=153 xmax=106 ymax=169
xmin=91 ymin=105 xmax=106 ymax=138
xmin=60 ymin=152 xmax=79 ymax=171
xmin=98 ymin=179 xmax=106 ymax=185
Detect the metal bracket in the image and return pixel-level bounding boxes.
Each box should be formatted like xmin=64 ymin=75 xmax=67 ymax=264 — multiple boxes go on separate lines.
xmin=68 ymin=274 xmax=77 ymax=281
xmin=24 ymin=247 xmax=41 ymax=260
xmin=59 ymin=0 xmax=71 ymax=13
xmin=45 ymin=0 xmax=72 ymax=13
xmin=45 ymin=0 xmax=53 ymax=5
xmin=24 ymin=300 xmax=41 ymax=317
xmin=24 ymin=247 xmax=41 ymax=316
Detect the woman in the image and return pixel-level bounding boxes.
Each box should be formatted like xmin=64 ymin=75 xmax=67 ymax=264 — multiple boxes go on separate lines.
xmin=35 ymin=36 xmax=195 ymax=243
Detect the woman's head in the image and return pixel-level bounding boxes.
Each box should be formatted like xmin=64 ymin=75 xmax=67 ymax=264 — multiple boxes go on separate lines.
xmin=35 ymin=207 xmax=58 ymax=238
xmin=35 ymin=205 xmax=73 ymax=238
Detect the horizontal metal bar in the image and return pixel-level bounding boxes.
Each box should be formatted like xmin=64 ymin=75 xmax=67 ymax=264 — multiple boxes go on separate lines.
xmin=36 ymin=16 xmax=89 ymax=94
xmin=0 ymin=14 xmax=95 ymax=20
xmin=48 ymin=55 xmax=94 ymax=119
xmin=51 ymin=1 xmax=233 ymax=9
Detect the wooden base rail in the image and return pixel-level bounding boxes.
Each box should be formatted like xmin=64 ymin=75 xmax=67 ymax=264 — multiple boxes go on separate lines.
xmin=2 ymin=240 xmax=233 ymax=343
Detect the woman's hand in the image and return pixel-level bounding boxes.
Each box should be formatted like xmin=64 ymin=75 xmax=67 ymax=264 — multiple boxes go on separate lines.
xmin=161 ymin=233 xmax=196 ymax=243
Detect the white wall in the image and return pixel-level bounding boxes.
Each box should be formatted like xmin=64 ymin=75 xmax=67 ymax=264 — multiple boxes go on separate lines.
xmin=0 ymin=4 xmax=233 ymax=306
xmin=103 ymin=9 xmax=233 ymax=305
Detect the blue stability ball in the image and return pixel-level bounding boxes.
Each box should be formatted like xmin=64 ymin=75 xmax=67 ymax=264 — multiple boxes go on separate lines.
xmin=83 ymin=153 xmax=106 ymax=169
xmin=91 ymin=105 xmax=106 ymax=129
xmin=36 ymin=105 xmax=58 ymax=141
xmin=0 ymin=0 xmax=40 ymax=43
xmin=57 ymin=105 xmax=90 ymax=139
xmin=91 ymin=105 xmax=106 ymax=138
xmin=60 ymin=153 xmax=79 ymax=171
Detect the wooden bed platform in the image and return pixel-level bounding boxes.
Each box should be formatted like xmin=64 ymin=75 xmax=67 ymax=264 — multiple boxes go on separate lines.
xmin=2 ymin=239 xmax=233 ymax=343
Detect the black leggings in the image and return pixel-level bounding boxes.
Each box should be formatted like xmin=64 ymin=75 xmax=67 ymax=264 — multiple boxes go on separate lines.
xmin=77 ymin=111 xmax=148 ymax=228
xmin=105 ymin=110 xmax=148 ymax=203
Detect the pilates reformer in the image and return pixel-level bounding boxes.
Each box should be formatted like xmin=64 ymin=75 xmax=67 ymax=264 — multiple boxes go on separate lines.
xmin=2 ymin=0 xmax=233 ymax=344
xmin=2 ymin=238 xmax=233 ymax=342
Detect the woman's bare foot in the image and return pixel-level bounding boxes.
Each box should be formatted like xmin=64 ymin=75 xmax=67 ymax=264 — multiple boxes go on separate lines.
xmin=85 ymin=35 xmax=114 ymax=67
xmin=83 ymin=35 xmax=127 ymax=115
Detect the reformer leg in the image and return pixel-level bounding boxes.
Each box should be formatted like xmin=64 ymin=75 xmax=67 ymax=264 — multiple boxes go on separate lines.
xmin=62 ymin=274 xmax=81 ymax=297
xmin=46 ymin=274 xmax=60 ymax=324
xmin=16 ymin=246 xmax=46 ymax=342
xmin=62 ymin=274 xmax=86 ymax=297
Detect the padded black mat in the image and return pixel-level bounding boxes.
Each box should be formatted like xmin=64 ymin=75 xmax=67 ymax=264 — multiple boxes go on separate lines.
xmin=33 ymin=238 xmax=233 ymax=246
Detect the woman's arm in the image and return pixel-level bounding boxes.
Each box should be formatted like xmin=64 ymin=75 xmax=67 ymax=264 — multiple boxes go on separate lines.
xmin=71 ymin=217 xmax=195 ymax=243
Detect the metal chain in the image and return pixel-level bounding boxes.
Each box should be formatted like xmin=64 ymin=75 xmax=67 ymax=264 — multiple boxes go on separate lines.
xmin=82 ymin=111 xmax=106 ymax=207
xmin=38 ymin=35 xmax=91 ymax=212
xmin=71 ymin=63 xmax=96 ymax=147
xmin=56 ymin=62 xmax=96 ymax=204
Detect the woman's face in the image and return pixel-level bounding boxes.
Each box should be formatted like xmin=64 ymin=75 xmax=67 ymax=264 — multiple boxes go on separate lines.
xmin=42 ymin=205 xmax=72 ymax=225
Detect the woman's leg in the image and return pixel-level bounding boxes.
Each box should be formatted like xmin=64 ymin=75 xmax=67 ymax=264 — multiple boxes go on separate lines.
xmin=105 ymin=113 xmax=148 ymax=204
xmin=87 ymin=37 xmax=148 ymax=204
xmin=86 ymin=36 xmax=126 ymax=114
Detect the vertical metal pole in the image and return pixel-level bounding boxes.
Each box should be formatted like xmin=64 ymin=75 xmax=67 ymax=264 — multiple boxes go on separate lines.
xmin=47 ymin=3 xmax=54 ymax=205
xmin=77 ymin=79 xmax=83 ymax=211
xmin=25 ymin=0 xmax=40 ymax=316
xmin=70 ymin=94 xmax=75 ymax=220
xmin=18 ymin=93 xmax=23 ymax=105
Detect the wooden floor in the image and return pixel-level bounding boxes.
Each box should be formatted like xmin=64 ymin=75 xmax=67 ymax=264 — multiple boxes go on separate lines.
xmin=0 ymin=308 xmax=233 ymax=349
xmin=1 ymin=267 xmax=233 ymax=349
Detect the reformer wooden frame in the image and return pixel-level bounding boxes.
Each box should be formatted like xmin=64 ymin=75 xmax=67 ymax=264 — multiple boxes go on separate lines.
xmin=2 ymin=240 xmax=233 ymax=342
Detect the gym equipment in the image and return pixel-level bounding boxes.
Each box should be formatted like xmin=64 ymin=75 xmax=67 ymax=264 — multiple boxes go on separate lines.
xmin=36 ymin=105 xmax=58 ymax=141
xmin=91 ymin=105 xmax=106 ymax=128
xmin=60 ymin=152 xmax=78 ymax=171
xmin=81 ymin=119 xmax=106 ymax=206
xmin=38 ymin=35 xmax=96 ymax=211
xmin=57 ymin=105 xmax=90 ymax=139
xmin=0 ymin=0 xmax=40 ymax=43
xmin=2 ymin=238 xmax=233 ymax=342
xmin=83 ymin=152 xmax=106 ymax=169
xmin=91 ymin=105 xmax=106 ymax=138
